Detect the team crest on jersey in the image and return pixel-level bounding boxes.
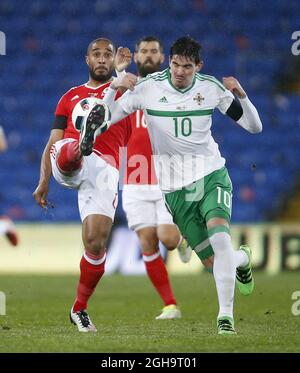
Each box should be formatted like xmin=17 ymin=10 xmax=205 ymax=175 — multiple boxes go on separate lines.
xmin=193 ymin=93 xmax=205 ymax=105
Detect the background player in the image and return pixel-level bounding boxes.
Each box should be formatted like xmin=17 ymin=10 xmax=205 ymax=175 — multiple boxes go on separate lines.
xmin=0 ymin=125 xmax=18 ymax=246
xmin=121 ymin=36 xmax=191 ymax=320
xmin=33 ymin=38 xmax=132 ymax=333
xmin=88 ymin=36 xmax=262 ymax=335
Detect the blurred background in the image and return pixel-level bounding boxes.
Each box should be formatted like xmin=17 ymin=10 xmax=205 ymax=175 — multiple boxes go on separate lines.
xmin=0 ymin=0 xmax=299 ymax=274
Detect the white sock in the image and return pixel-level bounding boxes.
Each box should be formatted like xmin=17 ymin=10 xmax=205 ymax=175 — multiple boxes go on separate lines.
xmin=233 ymin=250 xmax=249 ymax=268
xmin=176 ymin=235 xmax=183 ymax=248
xmin=0 ymin=221 xmax=8 ymax=235
xmin=209 ymin=231 xmax=236 ymax=319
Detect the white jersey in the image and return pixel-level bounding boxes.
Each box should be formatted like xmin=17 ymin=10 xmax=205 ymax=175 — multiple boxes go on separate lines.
xmin=117 ymin=68 xmax=234 ymax=193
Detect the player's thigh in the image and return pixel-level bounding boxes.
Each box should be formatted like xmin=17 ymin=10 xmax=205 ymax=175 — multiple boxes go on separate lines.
xmin=122 ymin=194 xmax=156 ymax=231
xmin=78 ymin=154 xmax=119 ymax=223
xmin=199 ymin=167 xmax=233 ymax=223
xmin=164 ymin=189 xmax=213 ymax=261
xmin=78 ymin=185 xmax=118 ymax=223
xmin=50 ymin=138 xmax=85 ymax=189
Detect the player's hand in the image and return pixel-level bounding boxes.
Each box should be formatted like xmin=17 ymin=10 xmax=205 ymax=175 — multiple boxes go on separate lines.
xmin=111 ymin=73 xmax=137 ymax=91
xmin=33 ymin=183 xmax=49 ymax=208
xmin=114 ymin=47 xmax=132 ymax=73
xmin=222 ymin=77 xmax=247 ymax=99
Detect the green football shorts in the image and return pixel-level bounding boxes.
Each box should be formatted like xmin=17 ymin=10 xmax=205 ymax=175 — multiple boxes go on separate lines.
xmin=164 ymin=167 xmax=232 ymax=260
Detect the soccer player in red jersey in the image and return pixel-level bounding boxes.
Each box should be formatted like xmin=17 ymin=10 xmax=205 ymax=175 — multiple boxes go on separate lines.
xmin=33 ymin=38 xmax=132 ymax=332
xmin=121 ymin=37 xmax=192 ymax=319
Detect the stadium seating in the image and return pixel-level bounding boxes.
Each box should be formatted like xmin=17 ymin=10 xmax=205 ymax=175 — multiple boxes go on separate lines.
xmin=0 ymin=0 xmax=299 ymax=223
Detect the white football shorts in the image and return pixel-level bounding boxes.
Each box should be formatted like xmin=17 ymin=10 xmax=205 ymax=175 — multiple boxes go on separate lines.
xmin=122 ymin=186 xmax=174 ymax=231
xmin=50 ymin=138 xmax=119 ymax=221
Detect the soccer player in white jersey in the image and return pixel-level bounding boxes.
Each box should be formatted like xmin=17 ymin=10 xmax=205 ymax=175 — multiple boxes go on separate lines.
xmin=121 ymin=36 xmax=192 ymax=320
xmin=86 ymin=36 xmax=263 ymax=335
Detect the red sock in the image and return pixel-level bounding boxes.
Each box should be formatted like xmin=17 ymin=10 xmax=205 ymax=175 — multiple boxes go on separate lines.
xmin=143 ymin=251 xmax=176 ymax=306
xmin=73 ymin=251 xmax=106 ymax=312
xmin=56 ymin=141 xmax=82 ymax=175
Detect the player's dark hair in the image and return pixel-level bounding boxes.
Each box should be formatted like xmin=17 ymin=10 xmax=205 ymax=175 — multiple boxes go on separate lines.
xmin=87 ymin=38 xmax=116 ymax=55
xmin=170 ymin=36 xmax=202 ymax=64
xmin=135 ymin=36 xmax=163 ymax=52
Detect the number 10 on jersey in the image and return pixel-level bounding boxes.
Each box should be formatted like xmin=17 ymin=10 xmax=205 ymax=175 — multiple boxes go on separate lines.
xmin=173 ymin=117 xmax=192 ymax=137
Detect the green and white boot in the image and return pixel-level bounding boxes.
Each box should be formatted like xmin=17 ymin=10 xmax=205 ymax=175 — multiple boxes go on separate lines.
xmin=176 ymin=237 xmax=192 ymax=263
xmin=236 ymin=245 xmax=254 ymax=296
xmin=217 ymin=316 xmax=236 ymax=335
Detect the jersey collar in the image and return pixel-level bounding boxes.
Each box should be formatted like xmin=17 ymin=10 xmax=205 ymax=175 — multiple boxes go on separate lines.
xmin=84 ymin=81 xmax=110 ymax=90
xmin=166 ymin=68 xmax=196 ymax=94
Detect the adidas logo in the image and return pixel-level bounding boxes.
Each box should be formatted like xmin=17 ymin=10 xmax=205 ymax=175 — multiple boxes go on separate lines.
xmin=159 ymin=96 xmax=168 ymax=103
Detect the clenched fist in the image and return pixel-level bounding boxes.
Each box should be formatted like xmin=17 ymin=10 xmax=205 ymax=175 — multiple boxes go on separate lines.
xmin=114 ymin=47 xmax=132 ymax=73
xmin=223 ymin=76 xmax=246 ymax=99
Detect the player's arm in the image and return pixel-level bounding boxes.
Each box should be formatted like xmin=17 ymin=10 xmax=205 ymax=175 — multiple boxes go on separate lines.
xmin=33 ymin=118 xmax=65 ymax=208
xmin=0 ymin=126 xmax=8 ymax=152
xmin=114 ymin=47 xmax=132 ymax=75
xmin=103 ymin=73 xmax=139 ymax=124
xmin=222 ymin=77 xmax=262 ymax=133
xmin=114 ymin=47 xmax=132 ymax=94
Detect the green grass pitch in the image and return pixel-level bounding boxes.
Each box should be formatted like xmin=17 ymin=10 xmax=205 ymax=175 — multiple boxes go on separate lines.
xmin=0 ymin=272 xmax=299 ymax=352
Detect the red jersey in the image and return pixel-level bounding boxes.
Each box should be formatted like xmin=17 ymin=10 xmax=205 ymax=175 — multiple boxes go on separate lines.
xmin=124 ymin=110 xmax=158 ymax=185
xmin=55 ymin=82 xmax=131 ymax=169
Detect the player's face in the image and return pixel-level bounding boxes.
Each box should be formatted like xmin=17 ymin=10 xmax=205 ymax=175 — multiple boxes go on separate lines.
xmin=86 ymin=41 xmax=115 ymax=82
xmin=169 ymin=55 xmax=203 ymax=89
xmin=134 ymin=41 xmax=164 ymax=78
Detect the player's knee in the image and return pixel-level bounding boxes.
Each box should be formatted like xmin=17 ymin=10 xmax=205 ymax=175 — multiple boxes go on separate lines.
xmin=157 ymin=226 xmax=180 ymax=250
xmin=160 ymin=235 xmax=178 ymax=250
xmin=138 ymin=231 xmax=158 ymax=255
xmin=84 ymin=233 xmax=107 ymax=255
